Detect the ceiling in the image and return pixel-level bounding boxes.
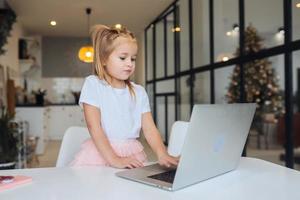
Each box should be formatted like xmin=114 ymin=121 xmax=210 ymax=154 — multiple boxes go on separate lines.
xmin=7 ymin=0 xmax=173 ymax=37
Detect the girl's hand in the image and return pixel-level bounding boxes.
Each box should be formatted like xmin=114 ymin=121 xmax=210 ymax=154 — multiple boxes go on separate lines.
xmin=157 ymin=152 xmax=179 ymax=168
xmin=111 ymin=156 xmax=144 ymax=169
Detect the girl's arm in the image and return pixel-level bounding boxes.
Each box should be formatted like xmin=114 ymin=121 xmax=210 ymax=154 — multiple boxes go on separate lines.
xmin=142 ymin=112 xmax=179 ymax=167
xmin=83 ymin=103 xmax=143 ymax=168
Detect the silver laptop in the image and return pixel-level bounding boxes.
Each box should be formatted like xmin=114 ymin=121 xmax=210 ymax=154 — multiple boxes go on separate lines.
xmin=116 ymin=104 xmax=256 ymax=191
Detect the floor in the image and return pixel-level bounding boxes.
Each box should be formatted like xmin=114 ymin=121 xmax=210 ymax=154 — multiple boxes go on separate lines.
xmin=33 ymin=138 xmax=300 ymax=171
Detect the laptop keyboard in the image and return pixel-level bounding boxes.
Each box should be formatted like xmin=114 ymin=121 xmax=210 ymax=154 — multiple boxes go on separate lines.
xmin=148 ymin=169 xmax=177 ymax=183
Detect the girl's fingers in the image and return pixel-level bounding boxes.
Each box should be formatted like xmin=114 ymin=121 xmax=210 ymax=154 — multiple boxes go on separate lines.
xmin=126 ymin=158 xmax=144 ymax=168
xmin=136 ymin=160 xmax=144 ymax=167
xmin=161 ymin=156 xmax=179 ymax=168
xmin=128 ymin=161 xmax=138 ymax=168
xmin=168 ymin=157 xmax=179 ymax=166
xmin=161 ymin=160 xmax=171 ymax=168
xmin=133 ymin=159 xmax=144 ymax=168
xmin=133 ymin=162 xmax=141 ymax=168
xmin=127 ymin=163 xmax=136 ymax=169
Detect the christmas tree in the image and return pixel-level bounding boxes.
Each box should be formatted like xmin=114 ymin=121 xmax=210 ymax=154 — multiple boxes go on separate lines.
xmin=226 ymin=24 xmax=284 ymax=121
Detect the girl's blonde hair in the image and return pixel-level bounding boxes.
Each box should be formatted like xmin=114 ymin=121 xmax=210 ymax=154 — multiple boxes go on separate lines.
xmin=90 ymin=24 xmax=137 ymax=97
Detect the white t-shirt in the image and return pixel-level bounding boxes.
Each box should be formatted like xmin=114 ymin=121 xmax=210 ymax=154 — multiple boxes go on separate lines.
xmin=79 ymin=75 xmax=151 ymax=140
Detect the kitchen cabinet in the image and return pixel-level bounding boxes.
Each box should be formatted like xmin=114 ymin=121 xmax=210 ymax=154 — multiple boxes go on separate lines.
xmin=47 ymin=106 xmax=85 ymax=140
xmin=15 ymin=107 xmax=47 ymax=155
xmin=15 ymin=105 xmax=86 ymax=154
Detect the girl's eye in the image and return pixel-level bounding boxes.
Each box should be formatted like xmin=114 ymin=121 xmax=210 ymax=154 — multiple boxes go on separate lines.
xmin=131 ymin=58 xmax=136 ymax=62
xmin=120 ymin=57 xmax=126 ymax=60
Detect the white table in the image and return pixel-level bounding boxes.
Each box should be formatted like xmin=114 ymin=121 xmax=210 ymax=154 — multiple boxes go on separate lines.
xmin=1 ymin=157 xmax=300 ymax=200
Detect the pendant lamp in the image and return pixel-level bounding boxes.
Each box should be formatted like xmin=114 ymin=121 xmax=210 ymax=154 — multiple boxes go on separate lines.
xmin=78 ymin=8 xmax=93 ymax=63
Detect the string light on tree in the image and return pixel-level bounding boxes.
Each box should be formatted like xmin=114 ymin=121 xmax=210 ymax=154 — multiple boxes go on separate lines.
xmin=226 ymin=24 xmax=284 ymax=127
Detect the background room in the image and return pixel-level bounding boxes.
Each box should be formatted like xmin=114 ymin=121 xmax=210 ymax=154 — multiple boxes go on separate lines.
xmin=0 ymin=0 xmax=300 ymax=170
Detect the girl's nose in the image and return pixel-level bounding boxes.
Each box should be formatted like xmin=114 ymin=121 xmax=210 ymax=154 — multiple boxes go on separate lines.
xmin=127 ymin=60 xmax=134 ymax=67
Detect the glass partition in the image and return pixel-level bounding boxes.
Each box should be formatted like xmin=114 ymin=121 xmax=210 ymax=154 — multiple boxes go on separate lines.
xmin=214 ymin=0 xmax=239 ymax=62
xmin=179 ymin=75 xmax=191 ymax=121
xmin=245 ymin=0 xmax=284 ymax=48
xmin=177 ymin=0 xmax=190 ymax=71
xmin=292 ymin=50 xmax=300 ymax=170
xmin=146 ymin=27 xmax=153 ymax=81
xmin=192 ymin=0 xmax=210 ymax=67
xmin=156 ymin=79 xmax=175 ymax=93
xmin=194 ymin=71 xmax=211 ymax=104
xmin=215 ymin=66 xmax=235 ymax=104
xmin=166 ymin=13 xmax=175 ymax=76
xmin=245 ymin=55 xmax=286 ymax=168
xmin=293 ymin=0 xmax=300 ymax=41
xmin=145 ymin=0 xmax=299 ymax=169
xmin=155 ymin=21 xmax=165 ymax=78
xmin=157 ymin=97 xmax=166 ymax=141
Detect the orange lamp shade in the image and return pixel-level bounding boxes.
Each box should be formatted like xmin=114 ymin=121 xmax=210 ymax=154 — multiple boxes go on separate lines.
xmin=78 ymin=46 xmax=94 ymax=63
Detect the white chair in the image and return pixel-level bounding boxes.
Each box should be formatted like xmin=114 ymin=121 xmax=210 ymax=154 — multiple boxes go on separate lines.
xmin=167 ymin=121 xmax=189 ymax=157
xmin=56 ymin=126 xmax=90 ymax=167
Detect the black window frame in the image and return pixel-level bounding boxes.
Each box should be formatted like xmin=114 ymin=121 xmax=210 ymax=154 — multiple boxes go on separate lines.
xmin=145 ymin=0 xmax=300 ymax=168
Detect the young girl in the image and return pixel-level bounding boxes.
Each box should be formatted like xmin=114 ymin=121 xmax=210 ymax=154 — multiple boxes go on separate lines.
xmin=70 ymin=24 xmax=178 ymax=169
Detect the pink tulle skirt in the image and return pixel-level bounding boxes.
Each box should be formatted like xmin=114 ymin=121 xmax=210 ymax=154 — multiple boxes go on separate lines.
xmin=69 ymin=138 xmax=147 ymax=167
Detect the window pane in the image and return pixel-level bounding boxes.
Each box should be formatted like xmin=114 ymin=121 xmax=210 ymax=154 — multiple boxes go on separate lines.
xmin=192 ymin=0 xmax=210 ymax=67
xmin=167 ymin=96 xmax=176 ymax=142
xmin=245 ymin=0 xmax=284 ymax=48
xmin=178 ymin=0 xmax=190 ymax=71
xmin=194 ymin=71 xmax=211 ymax=104
xmin=155 ymin=21 xmax=165 ymax=78
xmin=155 ymin=95 xmax=176 ymax=144
xmin=242 ymin=55 xmax=286 ymax=168
xmin=167 ymin=13 xmax=175 ymax=76
xmin=293 ymin=51 xmax=300 ymax=171
xmin=293 ymin=50 xmax=300 ymax=113
xmin=146 ymin=27 xmax=153 ymax=81
xmin=293 ymin=0 xmax=300 ymax=41
xmin=156 ymin=79 xmax=175 ymax=93
xmin=146 ymin=83 xmax=154 ymax=111
xmin=179 ymin=75 xmax=191 ymax=121
xmin=157 ymin=97 xmax=166 ymax=142
xmin=215 ymin=66 xmax=234 ymax=104
xmin=214 ymin=0 xmax=239 ymax=62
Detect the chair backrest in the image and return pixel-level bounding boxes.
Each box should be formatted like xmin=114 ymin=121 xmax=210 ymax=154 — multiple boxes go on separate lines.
xmin=56 ymin=126 xmax=90 ymax=167
xmin=167 ymin=121 xmax=189 ymax=156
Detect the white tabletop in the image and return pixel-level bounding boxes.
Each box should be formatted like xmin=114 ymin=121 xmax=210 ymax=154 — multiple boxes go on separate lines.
xmin=1 ymin=157 xmax=300 ymax=200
